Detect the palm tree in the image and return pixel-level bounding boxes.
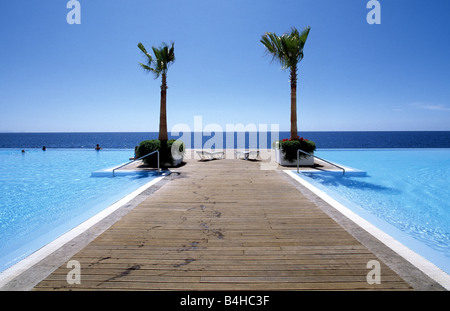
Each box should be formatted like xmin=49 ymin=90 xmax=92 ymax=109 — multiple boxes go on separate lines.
xmin=261 ymin=27 xmax=311 ymax=140
xmin=138 ymin=41 xmax=175 ymax=141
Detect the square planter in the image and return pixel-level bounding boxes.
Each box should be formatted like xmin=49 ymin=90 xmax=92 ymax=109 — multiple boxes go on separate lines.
xmin=274 ymin=146 xmax=314 ymax=167
xmin=165 ymin=155 xmax=183 ymax=167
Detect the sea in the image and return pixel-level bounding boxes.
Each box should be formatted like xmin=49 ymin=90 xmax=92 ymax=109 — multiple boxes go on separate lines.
xmin=0 ymin=131 xmax=449 ymax=149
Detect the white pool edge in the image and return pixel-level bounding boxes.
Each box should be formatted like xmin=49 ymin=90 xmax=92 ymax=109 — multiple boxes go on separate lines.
xmin=0 ymin=172 xmax=169 ymax=289
xmin=284 ymin=170 xmax=450 ymax=290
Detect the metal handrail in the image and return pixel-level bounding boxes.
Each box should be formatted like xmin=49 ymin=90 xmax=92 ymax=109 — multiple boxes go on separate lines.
xmin=297 ymin=149 xmax=345 ymax=175
xmin=112 ymin=150 xmax=160 ymax=176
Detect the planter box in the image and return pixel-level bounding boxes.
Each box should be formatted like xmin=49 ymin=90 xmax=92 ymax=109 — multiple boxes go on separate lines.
xmin=274 ymin=147 xmax=314 ymax=167
xmin=172 ymin=156 xmax=184 ymax=167
xmin=163 ymin=155 xmax=183 ymax=167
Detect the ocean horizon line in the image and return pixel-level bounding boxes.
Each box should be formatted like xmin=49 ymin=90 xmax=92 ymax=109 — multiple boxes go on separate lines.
xmin=1 ymin=130 xmax=450 ymax=134
xmin=1 ymin=131 xmax=449 ymax=149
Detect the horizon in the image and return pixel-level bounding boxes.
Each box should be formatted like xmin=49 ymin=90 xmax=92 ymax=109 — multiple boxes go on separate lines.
xmin=1 ymin=0 xmax=449 ymax=132
xmin=2 ymin=130 xmax=450 ymax=134
xmin=1 ymin=131 xmax=449 ymax=150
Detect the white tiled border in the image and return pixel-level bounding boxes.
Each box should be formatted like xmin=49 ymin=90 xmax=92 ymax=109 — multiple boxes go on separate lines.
xmin=285 ymin=170 xmax=450 ymax=290
xmin=0 ymin=172 xmax=168 ymax=289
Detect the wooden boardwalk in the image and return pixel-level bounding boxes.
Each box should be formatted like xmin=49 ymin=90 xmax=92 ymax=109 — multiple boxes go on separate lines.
xmin=33 ymin=158 xmax=414 ymax=290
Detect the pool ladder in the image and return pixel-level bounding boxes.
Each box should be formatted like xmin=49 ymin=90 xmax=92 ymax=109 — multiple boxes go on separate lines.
xmin=112 ymin=150 xmax=160 ymax=176
xmin=297 ymin=149 xmax=345 ymax=175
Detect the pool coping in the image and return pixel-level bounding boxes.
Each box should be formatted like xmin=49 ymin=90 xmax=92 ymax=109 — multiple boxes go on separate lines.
xmin=0 ymin=171 xmax=170 ymax=290
xmin=284 ymin=170 xmax=450 ymax=291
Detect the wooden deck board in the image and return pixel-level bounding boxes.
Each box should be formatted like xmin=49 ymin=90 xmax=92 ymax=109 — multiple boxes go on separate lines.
xmin=33 ymin=158 xmax=414 ymax=291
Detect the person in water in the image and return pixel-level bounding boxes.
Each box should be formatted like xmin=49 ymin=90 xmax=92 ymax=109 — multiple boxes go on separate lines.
xmin=95 ymin=144 xmax=102 ymax=150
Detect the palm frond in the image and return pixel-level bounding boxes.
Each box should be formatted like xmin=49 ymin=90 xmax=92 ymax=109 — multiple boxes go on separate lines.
xmin=261 ymin=26 xmax=311 ymax=71
xmin=261 ymin=32 xmax=285 ymax=66
xmin=168 ymin=42 xmax=175 ymax=63
xmin=299 ymin=26 xmax=311 ymax=45
xmin=138 ymin=41 xmax=175 ymax=79
xmin=137 ymin=42 xmax=153 ymax=62
xmin=137 ymin=42 xmax=148 ymax=54
xmin=137 ymin=42 xmax=158 ymax=78
xmin=138 ymin=62 xmax=155 ymax=73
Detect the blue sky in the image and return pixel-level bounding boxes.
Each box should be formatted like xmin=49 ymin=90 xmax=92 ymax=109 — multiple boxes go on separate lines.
xmin=0 ymin=0 xmax=449 ymax=132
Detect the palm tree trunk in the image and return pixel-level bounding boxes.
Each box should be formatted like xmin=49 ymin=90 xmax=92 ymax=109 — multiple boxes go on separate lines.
xmin=159 ymin=73 xmax=168 ymax=141
xmin=290 ymin=66 xmax=298 ymax=140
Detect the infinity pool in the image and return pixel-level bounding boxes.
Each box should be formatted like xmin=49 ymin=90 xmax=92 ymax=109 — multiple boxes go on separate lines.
xmin=0 ymin=149 xmax=160 ymax=272
xmin=295 ymin=149 xmax=450 ymax=275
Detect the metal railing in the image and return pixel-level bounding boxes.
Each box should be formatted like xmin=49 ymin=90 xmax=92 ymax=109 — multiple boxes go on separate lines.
xmin=112 ymin=150 xmax=160 ymax=176
xmin=297 ymin=149 xmax=345 ymax=175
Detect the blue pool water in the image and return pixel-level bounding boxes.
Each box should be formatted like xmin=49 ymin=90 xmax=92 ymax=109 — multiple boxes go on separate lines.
xmin=297 ymin=149 xmax=450 ymax=274
xmin=0 ymin=149 xmax=159 ymax=273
